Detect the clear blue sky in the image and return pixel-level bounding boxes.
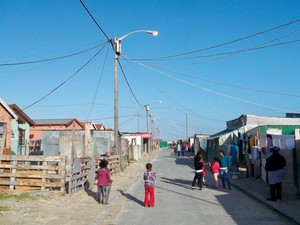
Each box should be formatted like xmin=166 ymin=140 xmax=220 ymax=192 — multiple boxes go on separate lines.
xmin=1 ymin=1 xmax=300 ymax=141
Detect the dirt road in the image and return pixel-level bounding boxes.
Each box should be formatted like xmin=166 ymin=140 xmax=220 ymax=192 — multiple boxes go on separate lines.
xmin=0 ymin=152 xmax=156 ymax=225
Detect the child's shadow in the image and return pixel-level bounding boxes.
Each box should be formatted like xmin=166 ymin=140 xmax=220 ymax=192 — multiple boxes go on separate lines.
xmin=84 ymin=182 xmax=98 ymax=202
xmin=117 ymin=189 xmax=144 ymax=206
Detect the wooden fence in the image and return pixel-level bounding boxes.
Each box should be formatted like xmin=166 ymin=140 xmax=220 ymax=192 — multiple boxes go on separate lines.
xmin=0 ymin=155 xmax=120 ymax=196
xmin=94 ymin=155 xmax=120 ymax=175
xmin=66 ymin=157 xmax=91 ymax=196
xmin=0 ymin=155 xmax=66 ymax=196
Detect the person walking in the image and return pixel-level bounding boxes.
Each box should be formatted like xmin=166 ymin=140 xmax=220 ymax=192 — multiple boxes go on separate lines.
xmin=192 ymin=155 xmax=204 ymax=190
xmin=265 ymin=146 xmax=286 ymax=201
xmin=210 ymin=157 xmax=220 ymax=189
xmin=177 ymin=143 xmax=181 ymax=157
xmin=96 ymin=159 xmax=112 ymax=204
xmin=218 ymin=150 xmax=231 ymax=190
xmin=144 ymin=163 xmax=156 ymax=207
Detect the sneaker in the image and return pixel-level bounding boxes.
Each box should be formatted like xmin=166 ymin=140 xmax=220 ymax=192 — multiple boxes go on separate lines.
xmin=192 ymin=186 xmax=195 ymax=190
xmin=266 ymin=198 xmax=276 ymax=201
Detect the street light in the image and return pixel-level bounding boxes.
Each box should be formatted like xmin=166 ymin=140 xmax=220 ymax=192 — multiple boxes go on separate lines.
xmin=113 ymin=30 xmax=158 ymax=156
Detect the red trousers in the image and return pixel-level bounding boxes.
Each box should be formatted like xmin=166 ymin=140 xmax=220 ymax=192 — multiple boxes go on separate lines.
xmin=144 ymin=186 xmax=155 ymax=207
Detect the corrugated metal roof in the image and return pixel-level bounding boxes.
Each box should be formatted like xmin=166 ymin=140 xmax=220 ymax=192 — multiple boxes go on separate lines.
xmin=33 ymin=119 xmax=75 ymax=125
xmin=227 ymin=114 xmax=300 ymax=130
xmin=208 ymin=128 xmax=233 ymax=139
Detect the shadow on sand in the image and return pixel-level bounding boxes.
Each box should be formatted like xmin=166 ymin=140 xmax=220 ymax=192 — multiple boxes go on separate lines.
xmin=117 ymin=189 xmax=144 ymax=206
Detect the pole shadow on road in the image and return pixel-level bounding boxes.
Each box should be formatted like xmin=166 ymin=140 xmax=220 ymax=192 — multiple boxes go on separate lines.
xmin=117 ymin=189 xmax=144 ymax=206
xmin=155 ymin=185 xmax=221 ymax=206
xmin=160 ymin=176 xmax=192 ymax=190
xmin=175 ymin=157 xmax=194 ymax=169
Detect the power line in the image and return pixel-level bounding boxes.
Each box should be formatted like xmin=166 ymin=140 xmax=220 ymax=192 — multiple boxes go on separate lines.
xmin=132 ymin=59 xmax=292 ymax=113
xmin=123 ymin=57 xmax=192 ymax=113
xmin=86 ymin=44 xmax=110 ymax=121
xmin=131 ymin=18 xmax=300 ymax=61
xmin=79 ymin=0 xmax=110 ymax=41
xmin=126 ymin=56 xmax=300 ymax=98
xmin=118 ymin=60 xmax=143 ymax=107
xmin=0 ymin=43 xmax=105 ymax=66
xmin=89 ymin=114 xmax=137 ymax=121
xmin=22 ymin=42 xmax=109 ymax=111
xmin=165 ymin=38 xmax=300 ymax=67
xmin=128 ymin=29 xmax=300 ymax=62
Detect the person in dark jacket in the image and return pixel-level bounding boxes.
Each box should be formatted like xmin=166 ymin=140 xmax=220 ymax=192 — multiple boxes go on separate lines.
xmin=265 ymin=146 xmax=286 ymax=201
xmin=192 ymin=154 xmax=204 ymax=190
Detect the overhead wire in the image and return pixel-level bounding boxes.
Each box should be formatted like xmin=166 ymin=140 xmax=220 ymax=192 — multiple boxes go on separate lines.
xmin=86 ymin=44 xmax=110 ymax=121
xmin=124 ymin=55 xmax=300 ymax=98
xmin=130 ymin=58 xmax=292 ymax=113
xmin=165 ymin=38 xmax=300 ymax=67
xmin=131 ymin=17 xmax=300 ymax=61
xmin=79 ymin=0 xmax=111 ymax=42
xmin=0 ymin=43 xmax=106 ymax=66
xmin=119 ymin=115 xmax=138 ymax=128
xmin=22 ymin=42 xmax=110 ymax=111
xmin=118 ymin=60 xmax=143 ymax=107
xmin=123 ymin=29 xmax=300 ymax=67
xmin=122 ymin=58 xmax=228 ymax=123
xmin=89 ymin=114 xmax=137 ymax=121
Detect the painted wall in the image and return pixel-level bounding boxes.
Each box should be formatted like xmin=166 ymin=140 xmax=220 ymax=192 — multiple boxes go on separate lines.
xmin=0 ymin=106 xmax=13 ymax=148
xmin=30 ymin=122 xmax=83 ymax=141
xmin=10 ymin=120 xmax=30 ymax=155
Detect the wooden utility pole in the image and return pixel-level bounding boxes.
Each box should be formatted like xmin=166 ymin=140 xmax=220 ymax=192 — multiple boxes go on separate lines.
xmin=71 ymin=121 xmax=75 ymax=161
xmin=186 ymin=113 xmax=188 ymax=140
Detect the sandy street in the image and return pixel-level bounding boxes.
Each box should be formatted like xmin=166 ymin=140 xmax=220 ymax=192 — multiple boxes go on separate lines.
xmin=0 ymin=152 xmax=155 ymax=225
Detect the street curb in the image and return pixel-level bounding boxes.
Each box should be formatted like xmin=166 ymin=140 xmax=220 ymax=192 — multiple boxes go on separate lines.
xmin=231 ymin=182 xmax=300 ymax=225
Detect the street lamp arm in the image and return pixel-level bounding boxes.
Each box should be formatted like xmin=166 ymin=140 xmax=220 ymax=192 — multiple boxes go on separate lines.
xmin=119 ymin=30 xmax=159 ymax=41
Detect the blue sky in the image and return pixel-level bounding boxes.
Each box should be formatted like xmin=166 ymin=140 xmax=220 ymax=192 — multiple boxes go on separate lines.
xmin=1 ymin=1 xmax=300 ymax=141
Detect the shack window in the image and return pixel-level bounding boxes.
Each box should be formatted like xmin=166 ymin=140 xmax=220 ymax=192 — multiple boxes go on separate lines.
xmin=18 ymin=128 xmax=25 ymax=145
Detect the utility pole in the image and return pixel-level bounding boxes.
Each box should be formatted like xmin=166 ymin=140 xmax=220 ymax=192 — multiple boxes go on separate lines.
xmin=112 ymin=30 xmax=158 ymax=157
xmin=114 ymin=37 xmax=120 ymax=156
xmin=145 ymin=104 xmax=150 ymax=133
xmin=186 ymin=113 xmax=188 ymax=140
xmin=137 ymin=111 xmax=140 ymax=132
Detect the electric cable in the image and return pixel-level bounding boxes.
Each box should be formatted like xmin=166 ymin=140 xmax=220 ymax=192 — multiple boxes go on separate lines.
xmin=22 ymin=42 xmax=109 ymax=111
xmin=79 ymin=0 xmax=110 ymax=41
xmin=0 ymin=43 xmax=105 ymax=66
xmin=124 ymin=55 xmax=300 ymax=98
xmin=122 ymin=59 xmax=228 ymax=123
xmin=131 ymin=18 xmax=300 ymax=61
xmin=127 ymin=29 xmax=300 ymax=62
xmin=131 ymin=58 xmax=292 ymax=113
xmin=89 ymin=114 xmax=137 ymax=121
xmin=86 ymin=44 xmax=110 ymax=121
xmin=118 ymin=60 xmax=143 ymax=107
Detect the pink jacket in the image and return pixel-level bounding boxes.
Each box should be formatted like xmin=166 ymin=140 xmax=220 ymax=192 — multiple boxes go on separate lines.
xmin=96 ymin=168 xmax=111 ymax=186
xmin=211 ymin=161 xmax=220 ymax=173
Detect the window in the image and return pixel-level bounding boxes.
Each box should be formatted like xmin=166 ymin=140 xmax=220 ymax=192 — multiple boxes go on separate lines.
xmin=18 ymin=128 xmax=25 ymax=146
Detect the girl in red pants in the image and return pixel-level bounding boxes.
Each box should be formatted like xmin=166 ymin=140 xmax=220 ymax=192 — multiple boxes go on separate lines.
xmin=144 ymin=163 xmax=156 ymax=207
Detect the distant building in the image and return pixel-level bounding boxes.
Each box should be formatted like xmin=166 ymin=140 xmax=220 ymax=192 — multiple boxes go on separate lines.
xmin=30 ymin=118 xmax=84 ymax=151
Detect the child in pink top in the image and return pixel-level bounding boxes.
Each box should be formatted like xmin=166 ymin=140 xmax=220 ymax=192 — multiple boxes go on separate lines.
xmin=211 ymin=157 xmax=220 ymax=189
xmin=96 ymin=159 xmax=112 ymax=204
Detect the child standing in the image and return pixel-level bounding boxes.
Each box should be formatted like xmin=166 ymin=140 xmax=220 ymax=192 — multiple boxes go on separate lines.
xmin=192 ymin=156 xmax=204 ymax=190
xmin=96 ymin=159 xmax=112 ymax=204
xmin=144 ymin=163 xmax=156 ymax=207
xmin=210 ymin=157 xmax=220 ymax=189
